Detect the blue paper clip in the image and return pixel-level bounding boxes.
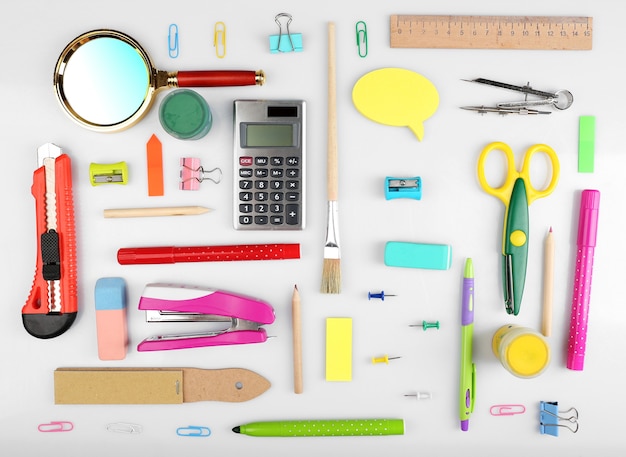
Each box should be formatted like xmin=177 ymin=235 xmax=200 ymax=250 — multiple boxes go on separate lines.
xmin=168 ymin=24 xmax=179 ymax=58
xmin=539 ymin=401 xmax=579 ymax=436
xmin=176 ymin=425 xmax=211 ymax=437
xmin=356 ymin=21 xmax=368 ymax=57
xmin=385 ymin=177 xmax=422 ymax=200
xmin=269 ymin=13 xmax=303 ymax=53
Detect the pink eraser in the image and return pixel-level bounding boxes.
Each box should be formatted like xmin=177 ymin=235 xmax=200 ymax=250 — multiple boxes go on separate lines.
xmin=95 ymin=277 xmax=128 ymax=360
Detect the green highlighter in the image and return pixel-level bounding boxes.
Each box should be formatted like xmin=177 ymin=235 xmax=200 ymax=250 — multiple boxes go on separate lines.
xmin=233 ymin=419 xmax=405 ymax=437
xmin=578 ymin=115 xmax=595 ymax=173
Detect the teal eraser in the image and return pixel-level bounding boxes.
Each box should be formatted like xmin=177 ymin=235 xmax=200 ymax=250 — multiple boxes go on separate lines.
xmin=384 ymin=241 xmax=452 ymax=270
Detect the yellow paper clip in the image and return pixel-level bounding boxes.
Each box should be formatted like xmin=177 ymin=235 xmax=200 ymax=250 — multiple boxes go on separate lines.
xmin=89 ymin=162 xmax=128 ymax=186
xmin=168 ymin=24 xmax=179 ymax=58
xmin=214 ymin=22 xmax=226 ymax=58
xmin=356 ymin=21 xmax=368 ymax=57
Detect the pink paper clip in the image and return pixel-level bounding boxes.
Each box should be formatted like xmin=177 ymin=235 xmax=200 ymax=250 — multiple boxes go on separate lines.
xmin=490 ymin=404 xmax=526 ymax=416
xmin=179 ymin=157 xmax=222 ymax=190
xmin=38 ymin=421 xmax=74 ymax=432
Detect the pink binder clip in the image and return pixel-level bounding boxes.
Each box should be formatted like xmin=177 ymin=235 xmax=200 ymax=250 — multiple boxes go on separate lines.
xmin=179 ymin=157 xmax=222 ymax=190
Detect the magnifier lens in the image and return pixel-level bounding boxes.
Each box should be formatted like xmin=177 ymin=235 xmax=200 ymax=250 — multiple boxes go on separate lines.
xmin=62 ymin=37 xmax=150 ymax=126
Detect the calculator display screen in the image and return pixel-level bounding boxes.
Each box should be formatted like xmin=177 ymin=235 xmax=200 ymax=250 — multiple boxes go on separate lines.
xmin=245 ymin=124 xmax=294 ymax=147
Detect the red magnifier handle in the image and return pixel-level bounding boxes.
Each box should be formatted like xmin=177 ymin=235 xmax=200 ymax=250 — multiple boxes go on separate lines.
xmin=177 ymin=70 xmax=264 ymax=87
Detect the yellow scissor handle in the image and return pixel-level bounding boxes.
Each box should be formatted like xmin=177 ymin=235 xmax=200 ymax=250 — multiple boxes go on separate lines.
xmin=477 ymin=142 xmax=519 ymax=206
xmin=477 ymin=142 xmax=560 ymax=206
xmin=518 ymin=143 xmax=560 ymax=204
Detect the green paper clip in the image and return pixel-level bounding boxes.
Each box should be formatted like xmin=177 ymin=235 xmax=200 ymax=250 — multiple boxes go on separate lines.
xmin=356 ymin=21 xmax=367 ymax=57
xmin=89 ymin=162 xmax=128 ymax=185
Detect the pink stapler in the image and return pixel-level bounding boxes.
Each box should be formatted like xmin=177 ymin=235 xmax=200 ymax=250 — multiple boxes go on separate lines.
xmin=137 ymin=283 xmax=275 ymax=351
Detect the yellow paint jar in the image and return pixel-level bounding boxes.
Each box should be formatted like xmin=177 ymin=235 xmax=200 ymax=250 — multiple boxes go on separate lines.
xmin=492 ymin=325 xmax=550 ymax=378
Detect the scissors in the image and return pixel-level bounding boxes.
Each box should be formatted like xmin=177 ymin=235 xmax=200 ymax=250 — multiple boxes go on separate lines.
xmin=477 ymin=142 xmax=560 ymax=315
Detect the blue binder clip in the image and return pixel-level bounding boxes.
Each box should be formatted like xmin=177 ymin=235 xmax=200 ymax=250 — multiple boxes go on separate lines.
xmin=385 ymin=177 xmax=422 ymax=200
xmin=269 ymin=13 xmax=303 ymax=53
xmin=539 ymin=401 xmax=579 ymax=436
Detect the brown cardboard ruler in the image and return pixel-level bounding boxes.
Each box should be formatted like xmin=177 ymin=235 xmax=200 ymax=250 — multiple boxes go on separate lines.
xmin=54 ymin=367 xmax=271 ymax=404
xmin=390 ymin=15 xmax=592 ymax=50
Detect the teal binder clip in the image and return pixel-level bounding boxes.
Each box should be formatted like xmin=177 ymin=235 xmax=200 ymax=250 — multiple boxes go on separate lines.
xmin=385 ymin=177 xmax=422 ymax=200
xmin=539 ymin=401 xmax=579 ymax=436
xmin=270 ymin=13 xmax=303 ymax=53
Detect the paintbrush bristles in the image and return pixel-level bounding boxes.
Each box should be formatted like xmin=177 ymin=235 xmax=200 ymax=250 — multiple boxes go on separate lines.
xmin=321 ymin=258 xmax=341 ymax=294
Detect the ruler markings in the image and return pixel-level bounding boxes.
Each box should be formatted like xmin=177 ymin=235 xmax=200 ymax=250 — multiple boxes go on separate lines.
xmin=390 ymin=15 xmax=592 ymax=50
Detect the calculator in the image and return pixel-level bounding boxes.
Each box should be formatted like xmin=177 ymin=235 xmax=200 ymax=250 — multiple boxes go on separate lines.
xmin=233 ymin=100 xmax=306 ymax=230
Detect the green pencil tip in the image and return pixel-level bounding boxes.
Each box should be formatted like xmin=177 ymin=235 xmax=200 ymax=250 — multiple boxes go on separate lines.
xmin=232 ymin=426 xmax=241 ymax=433
xmin=464 ymin=258 xmax=473 ymax=278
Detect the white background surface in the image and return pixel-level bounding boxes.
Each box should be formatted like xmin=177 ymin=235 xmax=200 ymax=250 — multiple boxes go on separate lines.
xmin=1 ymin=0 xmax=624 ymax=455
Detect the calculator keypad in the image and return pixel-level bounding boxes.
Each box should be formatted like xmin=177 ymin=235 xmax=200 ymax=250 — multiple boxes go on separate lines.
xmin=236 ymin=156 xmax=303 ymax=229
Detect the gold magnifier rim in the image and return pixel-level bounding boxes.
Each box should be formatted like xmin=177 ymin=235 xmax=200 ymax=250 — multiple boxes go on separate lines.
xmin=53 ymin=29 xmax=157 ymax=133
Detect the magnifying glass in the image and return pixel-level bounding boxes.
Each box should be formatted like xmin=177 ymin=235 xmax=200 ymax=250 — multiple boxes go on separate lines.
xmin=53 ymin=29 xmax=265 ymax=132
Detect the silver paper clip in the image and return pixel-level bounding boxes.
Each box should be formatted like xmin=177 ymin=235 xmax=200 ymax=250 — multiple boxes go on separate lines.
xmin=106 ymin=422 xmax=143 ymax=434
xmin=490 ymin=404 xmax=526 ymax=416
xmin=176 ymin=425 xmax=211 ymax=437
xmin=356 ymin=21 xmax=368 ymax=57
xmin=270 ymin=13 xmax=303 ymax=53
xmin=168 ymin=24 xmax=179 ymax=58
xmin=214 ymin=22 xmax=226 ymax=58
xmin=38 ymin=421 xmax=74 ymax=432
xmin=540 ymin=401 xmax=579 ymax=436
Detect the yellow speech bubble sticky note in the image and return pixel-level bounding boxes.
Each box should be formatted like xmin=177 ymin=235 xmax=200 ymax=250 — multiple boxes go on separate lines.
xmin=352 ymin=68 xmax=439 ymax=141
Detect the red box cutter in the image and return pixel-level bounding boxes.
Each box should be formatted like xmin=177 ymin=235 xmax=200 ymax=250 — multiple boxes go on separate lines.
xmin=22 ymin=144 xmax=77 ymax=338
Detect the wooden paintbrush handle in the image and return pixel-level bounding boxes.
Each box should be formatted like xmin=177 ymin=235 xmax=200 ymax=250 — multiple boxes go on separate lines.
xmin=327 ymin=22 xmax=338 ymax=201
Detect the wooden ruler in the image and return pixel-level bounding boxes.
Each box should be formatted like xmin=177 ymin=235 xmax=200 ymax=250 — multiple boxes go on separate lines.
xmin=390 ymin=15 xmax=592 ymax=50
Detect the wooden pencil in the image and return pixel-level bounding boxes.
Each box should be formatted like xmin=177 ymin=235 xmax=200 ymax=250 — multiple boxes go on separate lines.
xmin=292 ymin=284 xmax=303 ymax=394
xmin=541 ymin=227 xmax=555 ymax=337
xmin=104 ymin=206 xmax=212 ymax=218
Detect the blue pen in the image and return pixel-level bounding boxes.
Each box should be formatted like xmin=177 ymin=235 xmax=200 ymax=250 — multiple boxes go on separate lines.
xmin=459 ymin=258 xmax=476 ymax=431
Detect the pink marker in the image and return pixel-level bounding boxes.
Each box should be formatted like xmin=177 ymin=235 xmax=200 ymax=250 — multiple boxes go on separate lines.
xmin=567 ymin=190 xmax=600 ymax=370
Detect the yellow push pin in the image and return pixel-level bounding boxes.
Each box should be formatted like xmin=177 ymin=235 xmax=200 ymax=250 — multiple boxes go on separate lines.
xmin=371 ymin=354 xmax=401 ymax=365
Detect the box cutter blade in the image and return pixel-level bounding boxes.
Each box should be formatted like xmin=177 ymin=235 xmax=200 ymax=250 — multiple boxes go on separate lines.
xmin=136 ymin=283 xmax=276 ymax=351
xmin=22 ymin=144 xmax=77 ymax=339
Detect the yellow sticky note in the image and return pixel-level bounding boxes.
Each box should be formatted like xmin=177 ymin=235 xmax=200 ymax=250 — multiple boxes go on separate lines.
xmin=352 ymin=68 xmax=439 ymax=141
xmin=326 ymin=317 xmax=352 ymax=382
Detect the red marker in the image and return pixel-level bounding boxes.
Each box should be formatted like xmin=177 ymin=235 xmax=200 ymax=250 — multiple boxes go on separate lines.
xmin=117 ymin=243 xmax=300 ymax=265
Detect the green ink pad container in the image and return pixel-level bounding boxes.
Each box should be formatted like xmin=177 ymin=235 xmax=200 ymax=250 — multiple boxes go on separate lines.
xmin=159 ymin=89 xmax=212 ymax=140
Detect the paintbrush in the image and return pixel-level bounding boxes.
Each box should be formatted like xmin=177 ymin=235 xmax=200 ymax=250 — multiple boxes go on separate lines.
xmin=321 ymin=22 xmax=341 ymax=294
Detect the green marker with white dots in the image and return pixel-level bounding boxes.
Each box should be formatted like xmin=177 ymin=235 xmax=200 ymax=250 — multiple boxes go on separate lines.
xmin=232 ymin=419 xmax=404 ymax=437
